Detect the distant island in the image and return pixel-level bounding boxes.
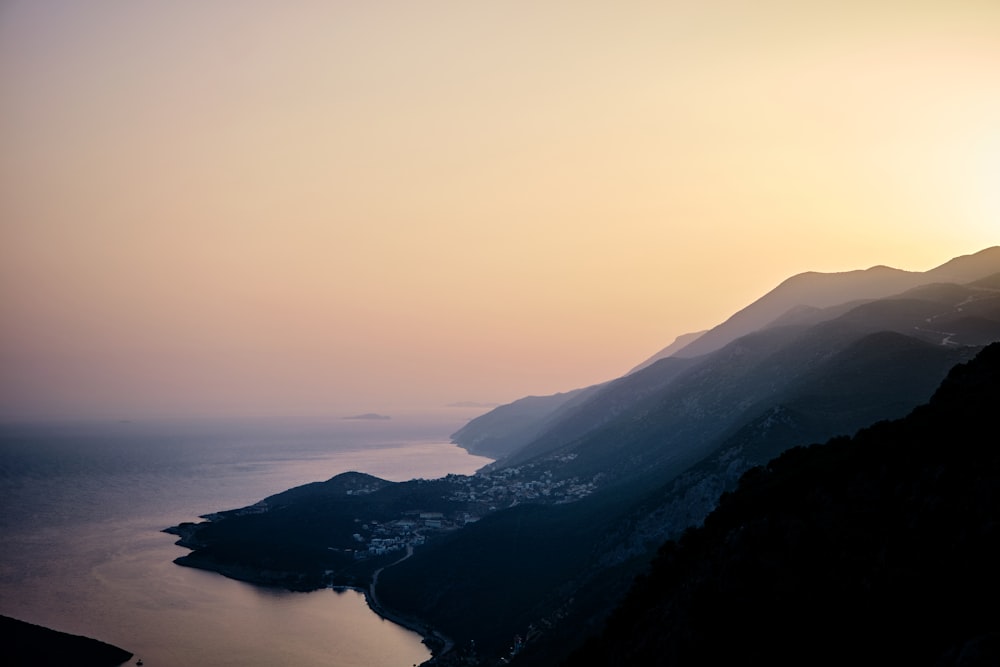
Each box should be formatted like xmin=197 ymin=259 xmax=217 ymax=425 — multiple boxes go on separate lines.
xmin=342 ymin=413 xmax=391 ymax=421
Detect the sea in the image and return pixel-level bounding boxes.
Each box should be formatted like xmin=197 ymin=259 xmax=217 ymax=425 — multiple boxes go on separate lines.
xmin=0 ymin=411 xmax=494 ymax=667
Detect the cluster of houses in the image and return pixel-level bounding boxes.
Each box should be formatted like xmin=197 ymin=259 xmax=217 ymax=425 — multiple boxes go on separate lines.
xmin=346 ymin=461 xmax=606 ymax=560
xmin=443 ymin=466 xmax=604 ymax=508
xmin=352 ymin=511 xmax=474 ymax=558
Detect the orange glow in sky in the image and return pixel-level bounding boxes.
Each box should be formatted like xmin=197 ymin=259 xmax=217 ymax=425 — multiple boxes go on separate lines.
xmin=1 ymin=1 xmax=998 ymax=419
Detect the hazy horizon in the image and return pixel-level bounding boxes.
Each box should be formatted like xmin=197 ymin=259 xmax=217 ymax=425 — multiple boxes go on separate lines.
xmin=2 ymin=2 xmax=998 ymax=420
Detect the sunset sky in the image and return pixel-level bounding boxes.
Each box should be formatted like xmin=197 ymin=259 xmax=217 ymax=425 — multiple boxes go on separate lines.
xmin=1 ymin=1 xmax=998 ymax=420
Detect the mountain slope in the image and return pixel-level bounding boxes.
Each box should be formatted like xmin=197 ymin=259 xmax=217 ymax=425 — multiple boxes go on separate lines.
xmin=379 ymin=290 xmax=991 ymax=663
xmin=450 ymin=386 xmax=602 ymax=460
xmin=566 ymin=342 xmax=1000 ymax=666
xmin=592 ymin=330 xmax=981 ymax=550
xmin=497 ymin=279 xmax=998 ymax=489
xmin=387 ymin=333 xmax=980 ymax=666
xmin=492 ymin=354 xmax=700 ymax=469
xmin=627 ymin=330 xmax=707 ymax=374
xmin=634 ymin=245 xmax=999 ymax=363
xmin=464 ymin=247 xmax=1000 ymax=467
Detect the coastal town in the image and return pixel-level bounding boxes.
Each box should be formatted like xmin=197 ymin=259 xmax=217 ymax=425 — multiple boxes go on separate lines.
xmin=345 ymin=463 xmax=605 ymax=559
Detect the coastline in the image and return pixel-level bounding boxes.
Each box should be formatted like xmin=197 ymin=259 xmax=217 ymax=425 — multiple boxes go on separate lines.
xmin=166 ymin=527 xmax=452 ymax=661
xmin=362 ymin=544 xmax=454 ymax=659
xmin=336 ymin=582 xmax=453 ymax=660
xmin=6 ymin=416 xmax=482 ymax=667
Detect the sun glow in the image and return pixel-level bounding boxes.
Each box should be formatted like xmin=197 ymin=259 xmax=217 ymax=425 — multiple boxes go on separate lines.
xmin=1 ymin=1 xmax=998 ymax=419
xmin=966 ymin=132 xmax=1000 ymax=232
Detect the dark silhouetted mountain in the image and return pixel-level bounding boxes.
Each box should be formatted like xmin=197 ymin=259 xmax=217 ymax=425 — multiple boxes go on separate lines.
xmin=380 ymin=333 xmax=981 ymax=665
xmin=377 ymin=277 xmax=995 ymax=664
xmin=565 ymin=342 xmax=1000 ymax=667
xmin=593 ymin=330 xmax=984 ymax=572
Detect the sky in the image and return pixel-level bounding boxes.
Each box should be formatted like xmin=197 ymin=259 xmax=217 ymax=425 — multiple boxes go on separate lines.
xmin=1 ymin=1 xmax=998 ymax=420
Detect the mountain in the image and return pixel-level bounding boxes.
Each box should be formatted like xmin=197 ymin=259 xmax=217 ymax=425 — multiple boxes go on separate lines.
xmin=379 ymin=337 xmax=985 ymax=665
xmin=164 ymin=248 xmax=1000 ymax=666
xmin=627 ymin=330 xmax=706 ymax=374
xmin=565 ymin=342 xmax=1000 ymax=666
xmin=455 ymin=248 xmax=1000 ymax=466
xmin=489 ymin=354 xmax=699 ymax=470
xmin=577 ymin=329 xmax=988 ymax=578
xmin=925 ymin=245 xmax=1000 ymax=283
xmin=633 ymin=245 xmax=1000 ymax=363
xmin=372 ymin=276 xmax=997 ymax=664
xmin=480 ymin=276 xmax=999 ymax=484
xmin=449 ymin=386 xmax=602 ymax=459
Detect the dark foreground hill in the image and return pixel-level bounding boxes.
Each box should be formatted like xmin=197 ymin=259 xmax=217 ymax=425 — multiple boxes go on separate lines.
xmin=2 ymin=615 xmax=133 ymax=667
xmin=565 ymin=343 xmax=1000 ymax=667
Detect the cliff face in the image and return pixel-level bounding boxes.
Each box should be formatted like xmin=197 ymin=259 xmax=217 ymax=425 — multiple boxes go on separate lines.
xmin=564 ymin=343 xmax=1000 ymax=667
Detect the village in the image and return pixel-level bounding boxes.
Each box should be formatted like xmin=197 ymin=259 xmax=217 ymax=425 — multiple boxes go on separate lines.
xmin=349 ymin=463 xmax=605 ymax=559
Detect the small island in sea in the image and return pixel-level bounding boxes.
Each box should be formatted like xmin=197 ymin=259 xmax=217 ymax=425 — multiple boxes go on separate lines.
xmin=446 ymin=401 xmax=500 ymax=408
xmin=342 ymin=413 xmax=391 ymax=421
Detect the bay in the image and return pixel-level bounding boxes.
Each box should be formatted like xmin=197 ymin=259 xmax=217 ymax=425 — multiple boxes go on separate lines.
xmin=0 ymin=411 xmax=493 ymax=666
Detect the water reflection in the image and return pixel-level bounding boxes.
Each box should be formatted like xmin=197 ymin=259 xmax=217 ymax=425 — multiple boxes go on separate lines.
xmin=0 ymin=416 xmax=493 ymax=666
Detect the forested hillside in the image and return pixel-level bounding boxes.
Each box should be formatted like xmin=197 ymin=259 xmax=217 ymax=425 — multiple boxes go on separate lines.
xmin=565 ymin=343 xmax=1000 ymax=666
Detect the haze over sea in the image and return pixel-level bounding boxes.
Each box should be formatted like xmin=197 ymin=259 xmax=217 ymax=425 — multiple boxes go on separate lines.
xmin=0 ymin=411 xmax=493 ymax=666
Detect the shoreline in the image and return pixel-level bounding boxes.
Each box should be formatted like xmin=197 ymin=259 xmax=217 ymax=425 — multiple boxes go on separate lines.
xmin=362 ymin=543 xmax=454 ymax=659
xmin=333 ymin=583 xmax=453 ymax=660
xmin=167 ymin=539 xmax=452 ymax=662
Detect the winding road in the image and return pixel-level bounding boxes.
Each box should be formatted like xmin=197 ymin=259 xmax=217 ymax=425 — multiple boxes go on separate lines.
xmin=367 ymin=539 xmax=455 ymax=657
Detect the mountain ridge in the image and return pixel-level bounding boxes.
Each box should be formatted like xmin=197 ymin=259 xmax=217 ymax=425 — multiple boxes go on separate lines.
xmin=456 ymin=247 xmax=1000 ymax=467
xmin=628 ymin=245 xmax=1000 ymax=367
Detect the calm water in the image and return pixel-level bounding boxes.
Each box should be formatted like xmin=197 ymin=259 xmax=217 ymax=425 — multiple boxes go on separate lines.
xmin=0 ymin=412 xmax=493 ymax=666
